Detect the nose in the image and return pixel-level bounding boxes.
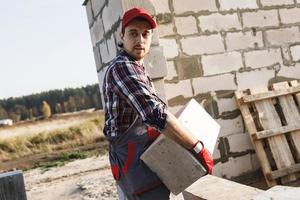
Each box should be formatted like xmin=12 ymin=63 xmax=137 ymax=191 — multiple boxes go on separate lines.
xmin=136 ymin=34 xmax=144 ymax=44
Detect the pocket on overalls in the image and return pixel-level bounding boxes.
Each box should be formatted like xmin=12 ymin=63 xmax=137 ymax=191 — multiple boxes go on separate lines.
xmin=122 ymin=140 xmax=135 ymax=174
xmin=110 ymin=164 xmax=120 ymax=180
xmin=125 ymin=160 xmax=162 ymax=196
xmin=109 ymin=147 xmax=121 ymax=181
xmin=121 ymin=140 xmax=162 ymax=196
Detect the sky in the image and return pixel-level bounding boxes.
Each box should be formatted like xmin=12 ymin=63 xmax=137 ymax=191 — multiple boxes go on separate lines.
xmin=0 ymin=0 xmax=99 ymax=99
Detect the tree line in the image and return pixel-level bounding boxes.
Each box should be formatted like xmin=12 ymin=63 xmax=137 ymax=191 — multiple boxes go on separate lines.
xmin=0 ymin=84 xmax=102 ymax=122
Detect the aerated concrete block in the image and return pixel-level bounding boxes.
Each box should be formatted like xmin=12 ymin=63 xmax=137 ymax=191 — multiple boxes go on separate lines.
xmin=141 ymin=134 xmax=206 ymax=195
xmin=141 ymin=99 xmax=220 ymax=195
xmin=251 ymin=186 xmax=300 ymax=200
xmin=144 ymin=46 xmax=168 ymax=79
xmin=171 ymin=175 xmax=262 ymax=200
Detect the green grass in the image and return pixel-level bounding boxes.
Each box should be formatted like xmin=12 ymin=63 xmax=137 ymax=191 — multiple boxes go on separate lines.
xmin=0 ymin=116 xmax=106 ymax=162
xmin=41 ymin=151 xmax=88 ymax=170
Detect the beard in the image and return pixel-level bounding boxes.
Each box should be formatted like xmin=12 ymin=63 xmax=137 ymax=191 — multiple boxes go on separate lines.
xmin=127 ymin=45 xmax=149 ymax=61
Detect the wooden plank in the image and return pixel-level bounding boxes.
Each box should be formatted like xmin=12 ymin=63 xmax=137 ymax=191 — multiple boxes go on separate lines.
xmin=252 ymin=124 xmax=300 ymax=140
xmin=241 ymin=85 xmax=300 ymax=103
xmin=235 ymin=91 xmax=277 ymax=187
xmin=0 ymin=170 xmax=27 ymax=200
xmin=290 ymin=81 xmax=300 ymax=104
xmin=250 ymin=86 xmax=297 ymax=184
xmin=267 ymin=163 xmax=300 ymax=180
xmin=273 ymin=82 xmax=300 ymax=162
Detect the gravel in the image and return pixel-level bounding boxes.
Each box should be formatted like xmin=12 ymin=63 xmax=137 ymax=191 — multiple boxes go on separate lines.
xmin=24 ymin=154 xmax=118 ymax=200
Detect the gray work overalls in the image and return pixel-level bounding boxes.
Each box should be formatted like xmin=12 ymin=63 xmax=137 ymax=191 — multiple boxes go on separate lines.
xmin=109 ymin=116 xmax=170 ymax=200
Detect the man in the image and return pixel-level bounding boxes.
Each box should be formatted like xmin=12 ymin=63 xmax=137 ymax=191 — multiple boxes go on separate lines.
xmin=102 ymin=7 xmax=213 ymax=200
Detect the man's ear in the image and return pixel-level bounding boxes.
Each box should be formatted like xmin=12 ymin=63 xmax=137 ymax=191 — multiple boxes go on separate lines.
xmin=119 ymin=32 xmax=124 ymax=40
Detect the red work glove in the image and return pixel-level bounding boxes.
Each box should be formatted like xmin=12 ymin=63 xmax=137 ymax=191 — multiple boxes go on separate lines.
xmin=147 ymin=127 xmax=160 ymax=140
xmin=190 ymin=140 xmax=214 ymax=174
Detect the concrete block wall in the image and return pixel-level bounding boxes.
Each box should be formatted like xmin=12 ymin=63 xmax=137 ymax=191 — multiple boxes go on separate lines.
xmin=154 ymin=0 xmax=300 ymax=180
xmin=84 ymin=0 xmax=300 ymax=180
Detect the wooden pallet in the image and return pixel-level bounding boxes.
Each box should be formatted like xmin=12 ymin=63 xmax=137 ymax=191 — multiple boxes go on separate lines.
xmin=235 ymin=80 xmax=300 ymax=187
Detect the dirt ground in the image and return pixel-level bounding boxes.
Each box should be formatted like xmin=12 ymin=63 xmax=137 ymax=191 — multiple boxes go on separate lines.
xmin=24 ymin=154 xmax=118 ymax=200
xmin=23 ymin=154 xmax=188 ymax=200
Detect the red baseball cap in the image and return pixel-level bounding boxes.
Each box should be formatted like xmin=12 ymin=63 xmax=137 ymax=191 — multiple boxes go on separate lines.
xmin=122 ymin=7 xmax=157 ymax=32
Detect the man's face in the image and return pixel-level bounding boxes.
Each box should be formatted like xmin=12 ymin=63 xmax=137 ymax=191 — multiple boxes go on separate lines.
xmin=121 ymin=18 xmax=152 ymax=62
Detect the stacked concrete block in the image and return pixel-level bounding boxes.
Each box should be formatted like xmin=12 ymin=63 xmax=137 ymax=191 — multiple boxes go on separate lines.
xmin=90 ymin=0 xmax=105 ymax=17
xmin=260 ymin=0 xmax=294 ymax=7
xmin=93 ymin=46 xmax=102 ymax=72
xmin=157 ymin=23 xmax=174 ymax=37
xmin=227 ymin=133 xmax=253 ymax=153
xmin=213 ymin=154 xmax=257 ymax=179
xmin=280 ymin=8 xmax=300 ymax=24
xmin=236 ymin=68 xmax=275 ymax=90
xmin=89 ymin=15 xmax=104 ymax=47
xmin=165 ymin=61 xmax=177 ymax=81
xmin=219 ymin=0 xmax=258 ymax=10
xmin=173 ymin=0 xmax=217 ymax=13
xmin=217 ymin=97 xmax=238 ymax=115
xmin=225 ymin=31 xmax=264 ymax=51
xmin=216 ymin=116 xmax=244 ymax=137
xmin=84 ymin=0 xmax=300 ymax=182
xmin=265 ymin=27 xmax=300 ymax=46
xmin=290 ymin=45 xmax=300 ymax=61
xmin=252 ymin=185 xmax=300 ymax=200
xmin=150 ymin=0 xmax=170 ymax=14
xmin=198 ymin=13 xmax=242 ymax=32
xmin=150 ymin=29 xmax=160 ymax=46
xmin=281 ymin=46 xmax=292 ymax=64
xmin=144 ymin=46 xmax=168 ymax=79
xmin=202 ymin=52 xmax=243 ymax=76
xmin=174 ymin=16 xmax=198 ymax=35
xmin=159 ymin=39 xmax=178 ymax=59
xmin=152 ymin=78 xmax=167 ymax=103
xmin=244 ymin=48 xmax=283 ymax=69
xmin=173 ymin=175 xmax=262 ymax=200
xmin=175 ymin=57 xmax=202 ymax=79
xmin=99 ymin=36 xmax=117 ymax=64
xmin=121 ymin=0 xmax=155 ymax=13
xmin=192 ymin=74 xmax=237 ymax=94
xmin=242 ymin=10 xmax=279 ymax=28
xmin=181 ymin=34 xmax=224 ymax=55
xmin=84 ymin=0 xmax=93 ymax=27
xmin=164 ymin=80 xmax=193 ymax=100
xmin=277 ymin=63 xmax=300 ymax=79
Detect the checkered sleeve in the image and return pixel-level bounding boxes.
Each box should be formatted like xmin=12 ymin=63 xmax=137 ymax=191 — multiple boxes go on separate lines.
xmin=111 ymin=61 xmax=168 ymax=131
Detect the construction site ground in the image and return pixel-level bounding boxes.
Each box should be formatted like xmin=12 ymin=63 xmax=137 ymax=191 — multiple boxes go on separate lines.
xmin=24 ymin=154 xmax=118 ymax=200
xmin=23 ymin=151 xmax=300 ymax=200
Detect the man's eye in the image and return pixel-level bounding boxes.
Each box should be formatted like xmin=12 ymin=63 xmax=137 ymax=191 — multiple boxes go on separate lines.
xmin=142 ymin=32 xmax=150 ymax=38
xmin=130 ymin=32 xmax=138 ymax=37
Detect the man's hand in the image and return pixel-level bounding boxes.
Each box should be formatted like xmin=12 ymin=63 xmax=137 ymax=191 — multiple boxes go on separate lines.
xmin=190 ymin=140 xmax=214 ymax=174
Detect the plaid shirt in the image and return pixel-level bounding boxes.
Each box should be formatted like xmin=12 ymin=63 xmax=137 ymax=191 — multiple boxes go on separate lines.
xmin=102 ymin=51 xmax=167 ymax=141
